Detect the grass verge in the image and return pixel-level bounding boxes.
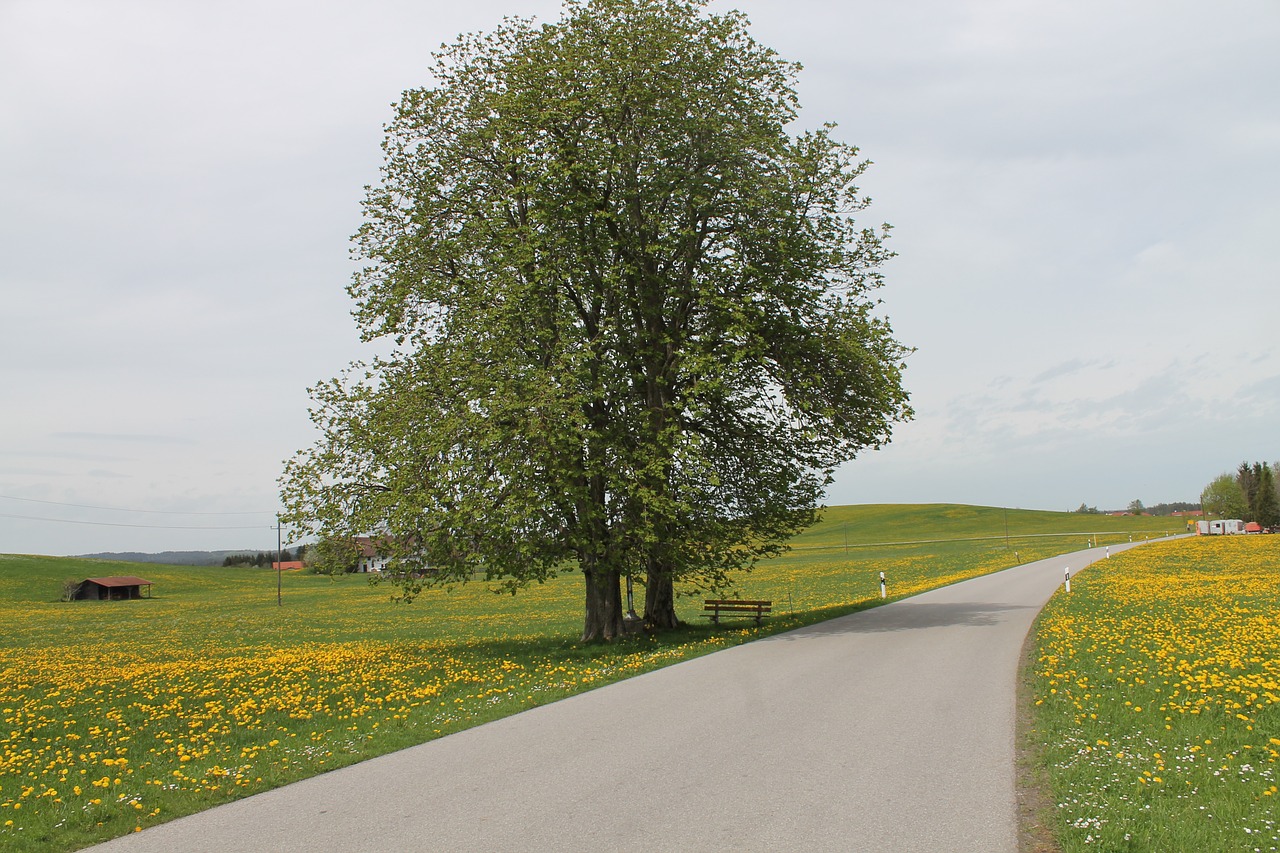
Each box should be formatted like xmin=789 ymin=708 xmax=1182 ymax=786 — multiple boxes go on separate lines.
xmin=1027 ymin=535 xmax=1279 ymax=852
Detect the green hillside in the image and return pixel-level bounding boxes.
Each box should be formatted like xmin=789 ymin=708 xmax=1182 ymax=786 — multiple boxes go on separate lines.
xmin=795 ymin=503 xmax=1183 ymax=549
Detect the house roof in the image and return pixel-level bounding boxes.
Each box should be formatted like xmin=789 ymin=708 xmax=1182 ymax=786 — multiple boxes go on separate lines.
xmin=84 ymin=576 xmax=153 ymax=587
xmin=354 ymin=536 xmax=396 ymax=557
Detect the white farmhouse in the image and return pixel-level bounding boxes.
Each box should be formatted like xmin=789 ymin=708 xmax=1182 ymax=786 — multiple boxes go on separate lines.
xmin=354 ymin=536 xmax=391 ymax=572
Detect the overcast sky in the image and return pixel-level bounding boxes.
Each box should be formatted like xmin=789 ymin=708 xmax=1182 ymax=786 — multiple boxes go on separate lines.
xmin=3 ymin=0 xmax=1277 ymax=556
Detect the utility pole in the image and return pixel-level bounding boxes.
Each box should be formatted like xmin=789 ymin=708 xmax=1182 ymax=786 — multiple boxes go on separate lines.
xmin=276 ymin=515 xmax=283 ymax=607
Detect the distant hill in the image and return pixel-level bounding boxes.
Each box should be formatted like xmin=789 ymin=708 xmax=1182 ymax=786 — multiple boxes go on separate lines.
xmin=789 ymin=503 xmax=1186 ymax=550
xmin=67 ymin=503 xmax=1190 ymax=566
xmin=73 ymin=550 xmax=255 ymax=566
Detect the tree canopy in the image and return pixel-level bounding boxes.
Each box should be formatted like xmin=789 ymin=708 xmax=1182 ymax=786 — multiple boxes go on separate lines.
xmin=1200 ymin=473 xmax=1248 ymax=520
xmin=280 ymin=0 xmax=912 ymax=640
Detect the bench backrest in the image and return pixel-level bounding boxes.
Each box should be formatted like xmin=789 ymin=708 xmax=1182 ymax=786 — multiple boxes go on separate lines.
xmin=703 ymin=600 xmax=772 ymax=613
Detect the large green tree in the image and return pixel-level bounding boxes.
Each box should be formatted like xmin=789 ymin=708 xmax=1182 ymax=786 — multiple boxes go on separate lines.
xmin=1201 ymin=473 xmax=1248 ymax=520
xmin=281 ymin=0 xmax=911 ymax=641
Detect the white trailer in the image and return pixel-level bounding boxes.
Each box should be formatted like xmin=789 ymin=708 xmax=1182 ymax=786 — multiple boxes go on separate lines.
xmin=1197 ymin=519 xmax=1244 ymax=535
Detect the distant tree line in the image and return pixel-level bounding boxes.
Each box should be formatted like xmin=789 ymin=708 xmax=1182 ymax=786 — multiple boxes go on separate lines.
xmin=218 ymin=538 xmax=359 ymax=574
xmin=222 ymin=543 xmax=310 ymax=567
xmin=1147 ymin=501 xmax=1199 ymax=515
xmin=1072 ymin=501 xmax=1199 ymax=516
xmin=1200 ymin=461 xmax=1280 ymax=527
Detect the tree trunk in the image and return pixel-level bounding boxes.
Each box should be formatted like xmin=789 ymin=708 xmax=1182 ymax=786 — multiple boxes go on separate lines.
xmin=643 ymin=555 xmax=680 ymax=629
xmin=581 ymin=565 xmax=623 ymax=642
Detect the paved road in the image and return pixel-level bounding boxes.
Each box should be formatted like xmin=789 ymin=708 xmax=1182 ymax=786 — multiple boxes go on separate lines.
xmin=88 ymin=539 xmax=1163 ymax=852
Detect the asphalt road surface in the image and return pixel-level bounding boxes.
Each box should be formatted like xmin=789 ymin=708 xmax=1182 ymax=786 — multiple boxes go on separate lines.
xmin=88 ymin=539 xmax=1163 ymax=852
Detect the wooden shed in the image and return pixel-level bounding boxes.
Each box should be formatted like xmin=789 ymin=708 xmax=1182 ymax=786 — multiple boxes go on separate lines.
xmin=73 ymin=576 xmax=153 ymax=601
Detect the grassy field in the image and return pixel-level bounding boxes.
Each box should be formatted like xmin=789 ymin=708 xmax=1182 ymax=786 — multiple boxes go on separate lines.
xmin=1028 ymin=535 xmax=1279 ymax=851
xmin=0 ymin=503 xmax=1181 ymax=851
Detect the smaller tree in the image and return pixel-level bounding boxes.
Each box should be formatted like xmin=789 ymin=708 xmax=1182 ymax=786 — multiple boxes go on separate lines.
xmin=1127 ymin=499 xmax=1145 ymax=515
xmin=307 ymin=536 xmax=359 ymax=576
xmin=1201 ymin=473 xmax=1248 ymax=520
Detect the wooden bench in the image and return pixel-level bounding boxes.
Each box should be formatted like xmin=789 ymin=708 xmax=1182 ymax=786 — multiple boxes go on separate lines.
xmin=703 ymin=599 xmax=772 ymax=626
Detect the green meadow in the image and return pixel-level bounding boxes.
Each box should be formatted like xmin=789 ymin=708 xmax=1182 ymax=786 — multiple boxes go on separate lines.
xmin=1028 ymin=535 xmax=1279 ymax=852
xmin=1 ymin=504 xmax=1182 ymax=851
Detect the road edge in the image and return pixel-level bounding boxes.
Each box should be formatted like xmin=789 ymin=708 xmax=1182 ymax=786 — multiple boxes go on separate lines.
xmin=1015 ymin=596 xmax=1064 ymax=853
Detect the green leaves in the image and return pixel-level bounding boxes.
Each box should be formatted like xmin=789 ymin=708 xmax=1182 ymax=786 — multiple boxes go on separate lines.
xmin=282 ymin=0 xmax=911 ymax=639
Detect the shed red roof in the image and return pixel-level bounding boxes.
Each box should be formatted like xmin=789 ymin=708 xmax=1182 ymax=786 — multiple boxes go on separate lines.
xmin=84 ymin=576 xmax=153 ymax=587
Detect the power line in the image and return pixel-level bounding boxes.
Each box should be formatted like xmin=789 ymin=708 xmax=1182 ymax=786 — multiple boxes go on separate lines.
xmin=0 ymin=512 xmax=274 ymax=531
xmin=0 ymin=494 xmax=273 ymax=516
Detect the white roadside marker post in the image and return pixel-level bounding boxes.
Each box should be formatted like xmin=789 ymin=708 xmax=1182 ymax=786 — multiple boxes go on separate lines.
xmin=1064 ymin=566 xmax=1071 ymax=593
xmin=879 ymin=571 xmax=886 ymax=599
xmin=1106 ymin=545 xmax=1110 ymax=559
